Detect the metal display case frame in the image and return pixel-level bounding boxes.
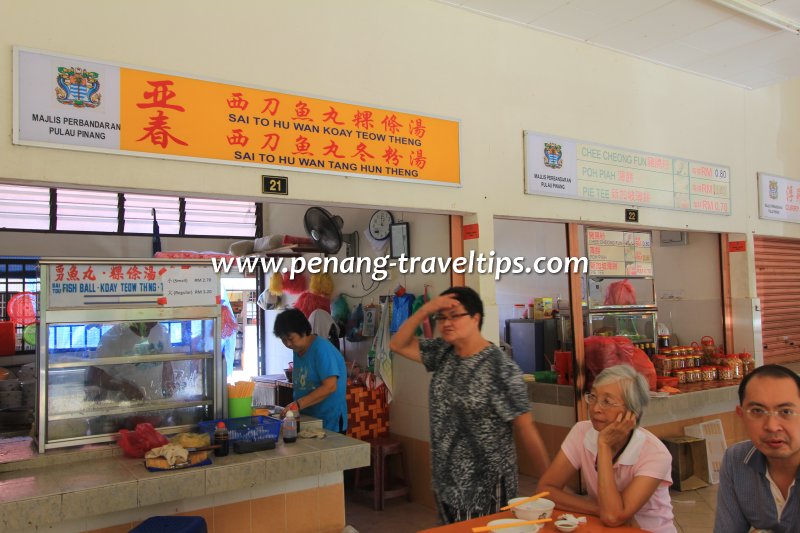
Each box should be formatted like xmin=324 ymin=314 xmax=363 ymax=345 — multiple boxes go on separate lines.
xmin=36 ymin=259 xmax=224 ymax=452
xmin=585 ymin=228 xmax=658 ymax=345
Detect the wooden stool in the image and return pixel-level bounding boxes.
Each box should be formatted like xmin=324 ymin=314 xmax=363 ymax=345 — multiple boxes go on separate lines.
xmin=353 ymin=437 xmax=411 ymax=510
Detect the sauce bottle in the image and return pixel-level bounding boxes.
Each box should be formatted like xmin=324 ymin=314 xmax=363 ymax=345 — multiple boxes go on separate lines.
xmin=214 ymin=421 xmax=229 ymax=457
xmin=283 ymin=410 xmax=297 ymax=444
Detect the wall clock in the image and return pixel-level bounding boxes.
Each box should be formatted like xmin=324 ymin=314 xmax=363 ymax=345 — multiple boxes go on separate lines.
xmin=369 ymin=210 xmax=394 ymax=241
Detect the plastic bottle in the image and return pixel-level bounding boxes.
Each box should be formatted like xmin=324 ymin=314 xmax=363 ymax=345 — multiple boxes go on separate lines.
xmin=283 ymin=410 xmax=297 ymax=443
xmin=214 ymin=421 xmax=229 ymax=457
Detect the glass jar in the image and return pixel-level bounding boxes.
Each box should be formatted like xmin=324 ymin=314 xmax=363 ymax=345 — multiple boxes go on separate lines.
xmin=675 ymin=370 xmax=687 ymax=384
xmin=658 ymin=335 xmax=671 ymax=349
xmin=693 ymin=353 xmax=703 ymax=368
xmin=673 ymin=352 xmax=685 ymax=370
xmin=701 ymin=335 xmax=717 ymax=358
xmin=701 ymin=366 xmax=716 ymax=382
xmin=684 ymin=355 xmax=695 ymax=369
xmin=740 ymin=353 xmax=755 ymax=375
xmin=719 ymin=365 xmax=735 ymax=380
xmin=728 ymin=355 xmax=744 ymax=379
xmin=692 ymin=369 xmax=702 ymax=383
xmin=653 ymin=354 xmax=667 ymax=376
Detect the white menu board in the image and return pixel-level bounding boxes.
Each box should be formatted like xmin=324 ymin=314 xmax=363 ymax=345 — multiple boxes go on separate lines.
xmin=587 ymin=229 xmax=653 ymax=276
xmin=525 ymin=132 xmax=731 ymax=215
xmin=758 ymin=173 xmax=800 ymax=222
xmin=47 ymin=262 xmax=218 ymax=307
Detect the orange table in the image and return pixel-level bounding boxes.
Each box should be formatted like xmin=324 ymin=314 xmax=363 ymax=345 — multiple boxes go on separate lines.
xmin=418 ymin=509 xmax=644 ymax=532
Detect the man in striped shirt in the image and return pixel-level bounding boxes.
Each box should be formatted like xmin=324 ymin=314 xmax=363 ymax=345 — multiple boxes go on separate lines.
xmin=714 ymin=365 xmax=800 ymax=533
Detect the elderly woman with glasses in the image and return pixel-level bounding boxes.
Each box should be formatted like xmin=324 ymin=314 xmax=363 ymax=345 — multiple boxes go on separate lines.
xmin=390 ymin=287 xmax=550 ymax=524
xmin=537 ymin=364 xmax=675 ymax=532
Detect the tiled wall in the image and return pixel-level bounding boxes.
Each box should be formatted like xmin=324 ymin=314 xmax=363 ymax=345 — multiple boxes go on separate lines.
xmin=85 ymin=482 xmax=345 ymax=533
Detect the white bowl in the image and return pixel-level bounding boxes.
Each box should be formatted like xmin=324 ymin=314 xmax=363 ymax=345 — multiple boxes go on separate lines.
xmin=487 ymin=519 xmax=542 ymax=533
xmin=509 ymin=497 xmax=556 ymax=521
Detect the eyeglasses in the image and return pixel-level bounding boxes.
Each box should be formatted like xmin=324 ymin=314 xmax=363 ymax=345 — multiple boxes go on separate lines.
xmin=433 ymin=312 xmax=471 ymax=322
xmin=583 ymin=392 xmax=624 ymax=410
xmin=744 ymin=407 xmax=800 ymax=421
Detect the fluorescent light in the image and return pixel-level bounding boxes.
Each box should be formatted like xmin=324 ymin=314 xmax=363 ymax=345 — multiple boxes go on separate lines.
xmin=713 ymin=0 xmax=800 ymax=35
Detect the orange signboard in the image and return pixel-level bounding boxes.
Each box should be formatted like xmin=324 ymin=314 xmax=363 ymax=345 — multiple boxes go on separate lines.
xmin=119 ymin=69 xmax=460 ymax=184
xmin=14 ymin=49 xmax=460 ymax=186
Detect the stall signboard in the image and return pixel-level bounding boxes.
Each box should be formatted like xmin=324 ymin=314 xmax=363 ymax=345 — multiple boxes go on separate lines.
xmin=14 ymin=48 xmax=460 ymax=186
xmin=524 ymin=132 xmax=731 ymax=215
xmin=758 ymin=172 xmax=800 ymax=222
xmin=587 ymin=229 xmax=653 ymax=276
xmin=47 ymin=263 xmax=218 ymax=308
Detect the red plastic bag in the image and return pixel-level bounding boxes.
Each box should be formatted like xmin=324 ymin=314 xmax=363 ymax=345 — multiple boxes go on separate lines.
xmin=118 ymin=423 xmax=169 ymax=458
xmin=604 ymin=279 xmax=637 ymax=306
xmin=584 ymin=336 xmax=656 ymax=390
xmin=629 ymin=347 xmax=657 ymax=391
xmin=585 ymin=336 xmax=623 ymax=380
xmin=294 ymin=291 xmax=330 ymax=318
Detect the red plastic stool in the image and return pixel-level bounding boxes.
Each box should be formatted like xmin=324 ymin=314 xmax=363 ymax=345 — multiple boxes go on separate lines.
xmin=353 ymin=437 xmax=411 ymax=510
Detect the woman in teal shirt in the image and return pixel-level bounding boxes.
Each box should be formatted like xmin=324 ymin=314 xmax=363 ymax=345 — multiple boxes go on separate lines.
xmin=273 ymin=308 xmax=347 ymax=433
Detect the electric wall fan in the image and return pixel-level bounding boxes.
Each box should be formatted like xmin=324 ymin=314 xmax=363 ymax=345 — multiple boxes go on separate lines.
xmin=303 ymin=207 xmax=359 ymax=257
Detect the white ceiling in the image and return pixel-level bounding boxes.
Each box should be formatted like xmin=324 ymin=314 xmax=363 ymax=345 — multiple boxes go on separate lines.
xmin=435 ymin=0 xmax=800 ymax=89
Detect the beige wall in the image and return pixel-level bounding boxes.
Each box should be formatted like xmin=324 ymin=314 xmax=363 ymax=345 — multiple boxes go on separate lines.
xmin=3 ymin=0 xmax=800 ymax=453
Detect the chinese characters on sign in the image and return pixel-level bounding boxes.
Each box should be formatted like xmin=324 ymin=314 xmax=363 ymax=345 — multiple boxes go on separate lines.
xmin=586 ymin=229 xmax=653 ymax=276
xmin=524 ymin=132 xmax=731 ymax=215
xmin=47 ymin=263 xmax=218 ymax=308
xmin=15 ymin=49 xmax=460 ymax=185
xmin=757 ymin=173 xmax=800 ymax=223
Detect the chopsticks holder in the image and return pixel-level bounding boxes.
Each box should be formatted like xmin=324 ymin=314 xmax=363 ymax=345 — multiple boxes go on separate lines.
xmin=499 ymin=491 xmax=550 ymax=511
xmin=471 ymin=518 xmax=552 ymax=532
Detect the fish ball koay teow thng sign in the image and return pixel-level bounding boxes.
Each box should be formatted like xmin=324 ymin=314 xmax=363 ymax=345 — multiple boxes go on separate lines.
xmin=14 ymin=48 xmax=460 ymax=186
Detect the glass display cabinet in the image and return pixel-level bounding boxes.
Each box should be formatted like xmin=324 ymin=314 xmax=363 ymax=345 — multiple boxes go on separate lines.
xmin=587 ymin=311 xmax=657 ymax=343
xmin=37 ymin=259 xmax=223 ymax=452
xmin=585 ymin=228 xmax=658 ymax=346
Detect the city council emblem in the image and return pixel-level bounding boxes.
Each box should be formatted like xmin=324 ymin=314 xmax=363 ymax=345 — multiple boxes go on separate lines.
xmin=56 ymin=67 xmax=101 ymax=108
xmin=543 ymin=142 xmax=563 ymax=169
xmin=769 ymin=180 xmax=779 ymax=200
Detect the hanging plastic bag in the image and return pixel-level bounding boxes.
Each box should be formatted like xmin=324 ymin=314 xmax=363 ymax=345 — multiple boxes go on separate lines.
xmin=346 ymin=303 xmax=364 ymax=342
xmin=268 ymin=272 xmax=283 ymax=296
xmin=332 ymin=295 xmax=350 ymax=338
xmin=391 ymin=293 xmax=414 ymax=333
xmin=373 ymin=300 xmax=394 ymax=403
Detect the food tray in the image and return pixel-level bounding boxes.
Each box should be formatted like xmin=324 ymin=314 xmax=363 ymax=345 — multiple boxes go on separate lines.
xmin=197 ymin=415 xmax=281 ymax=443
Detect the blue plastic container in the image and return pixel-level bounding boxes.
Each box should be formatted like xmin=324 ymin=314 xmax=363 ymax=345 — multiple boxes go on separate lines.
xmin=197 ymin=415 xmax=280 ymax=443
xmin=130 ymin=516 xmax=207 ymax=533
